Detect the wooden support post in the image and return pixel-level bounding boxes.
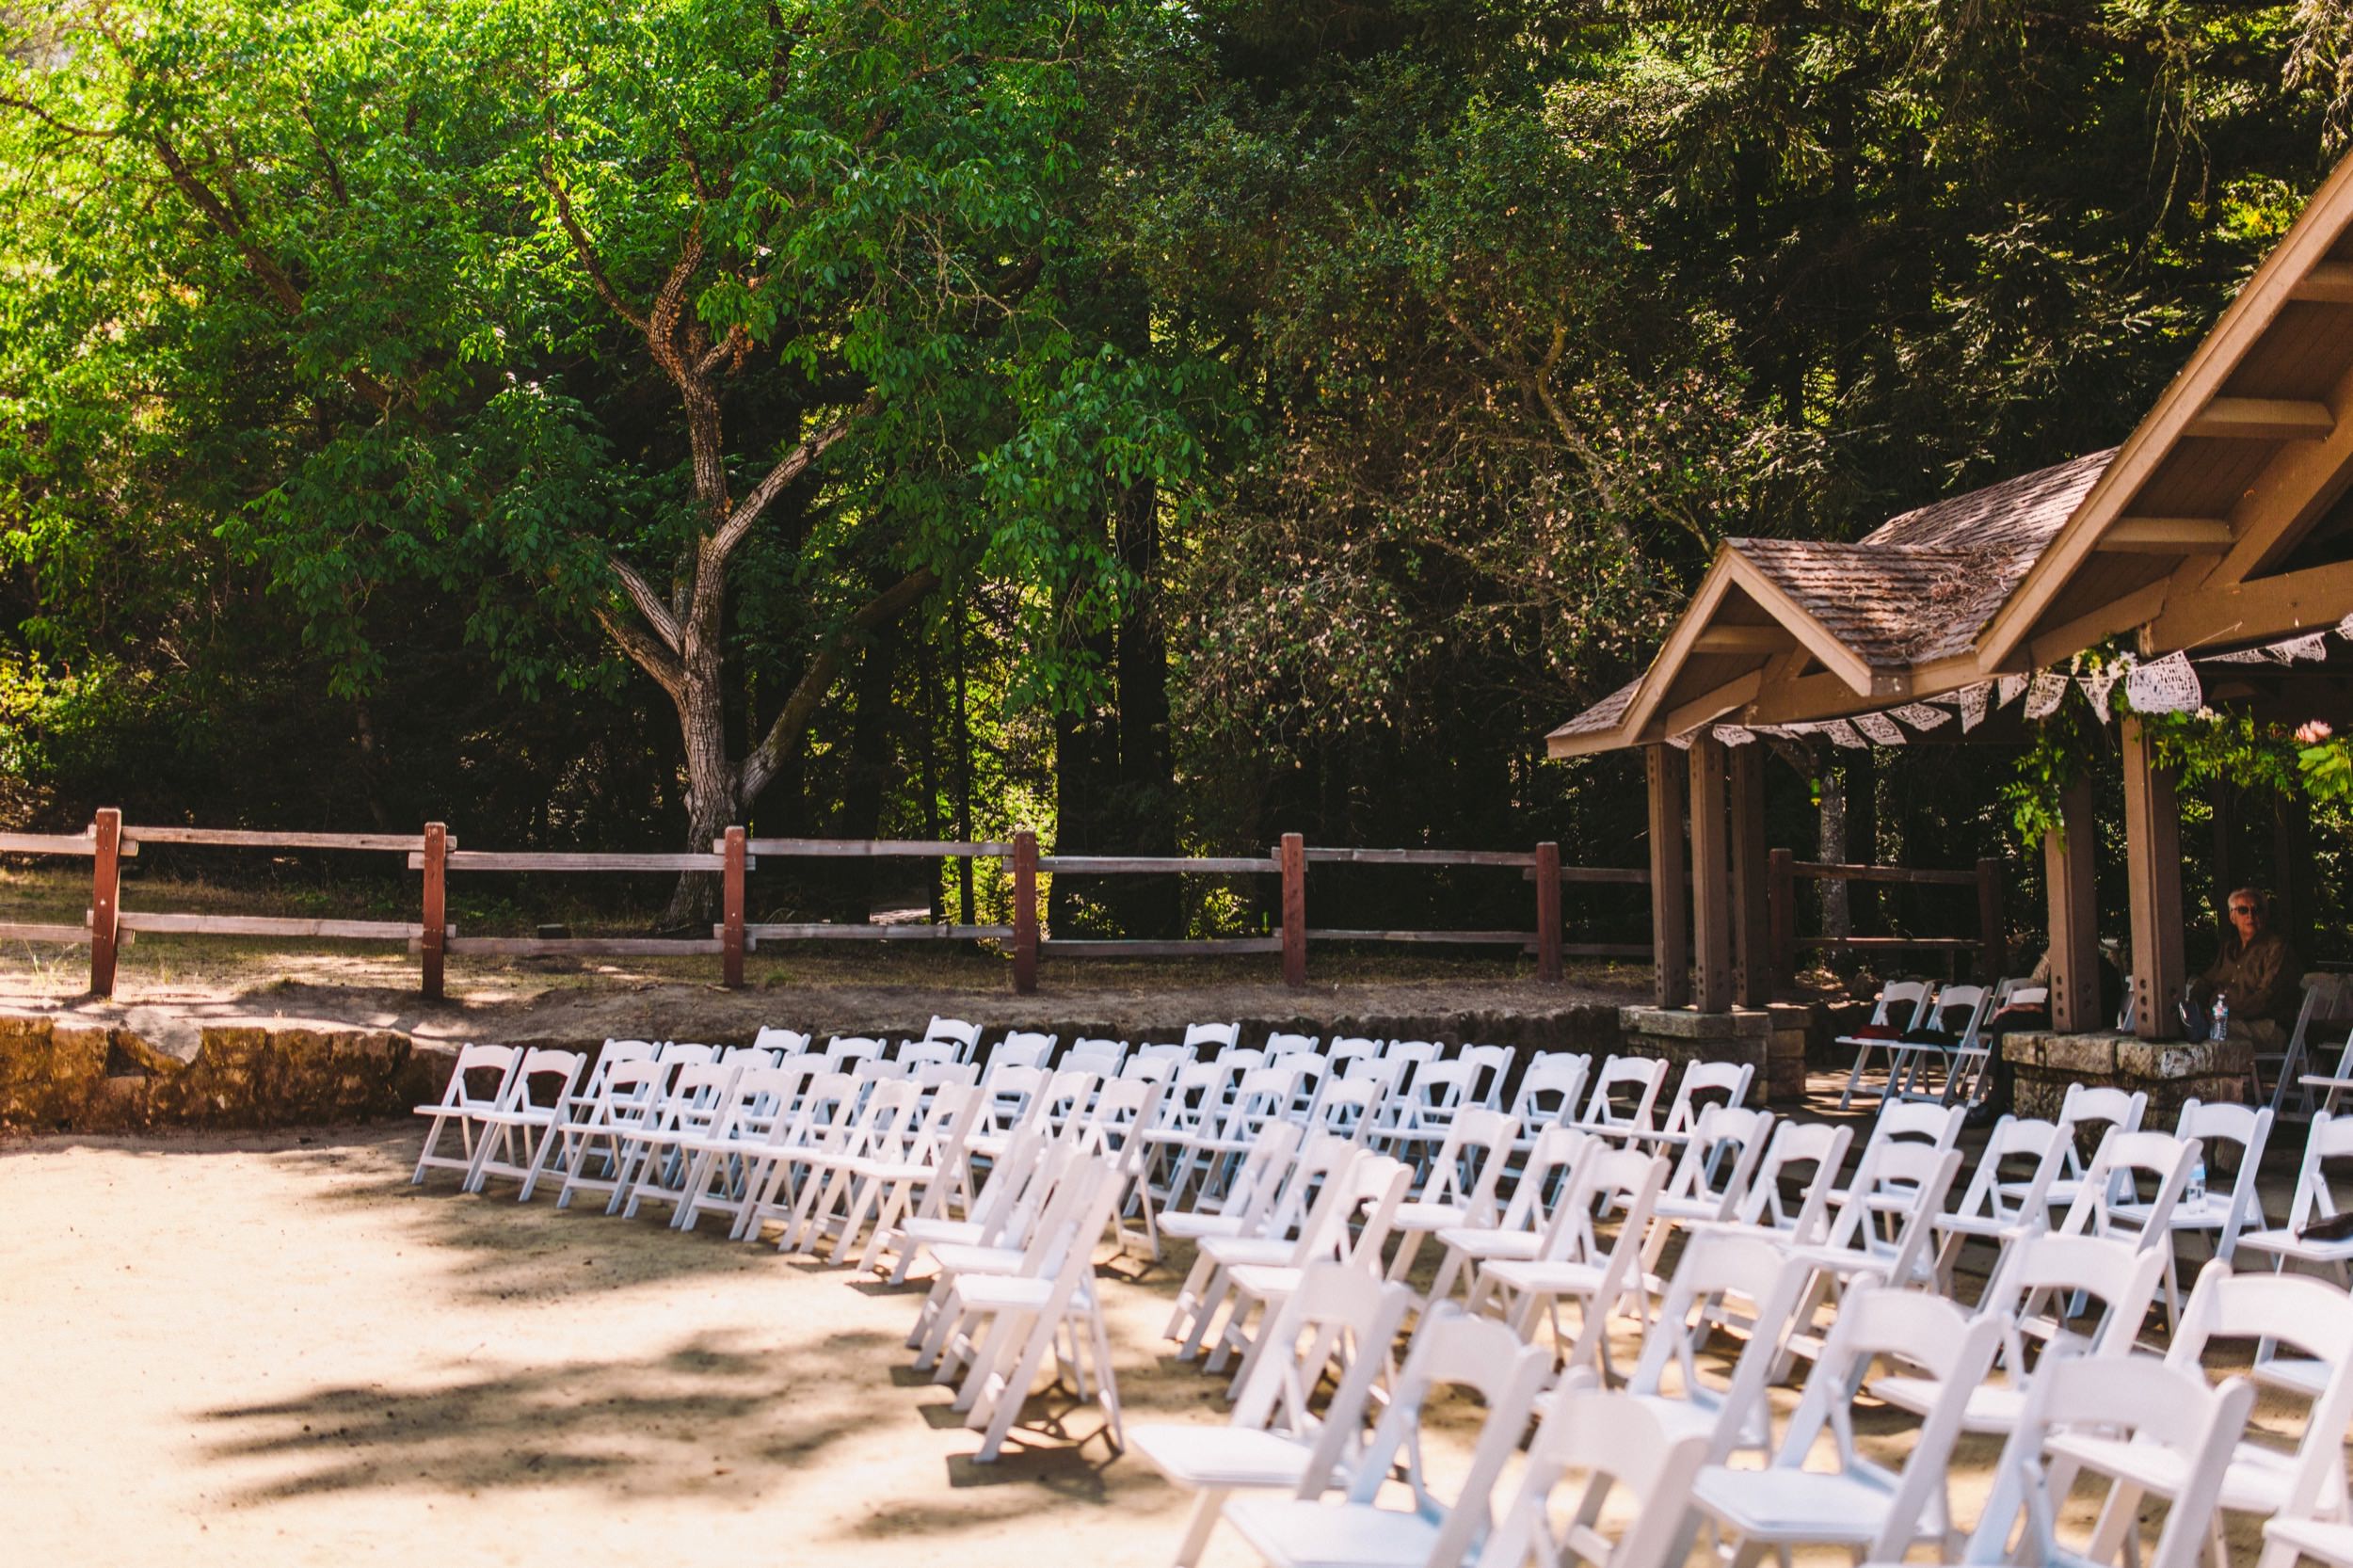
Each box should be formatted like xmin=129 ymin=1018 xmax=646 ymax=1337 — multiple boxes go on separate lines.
xmin=1767 ymin=848 xmax=1795 ymax=990
xmin=1280 ymin=833 xmax=1307 ymax=988
xmin=1534 ymin=840 xmax=1562 ymax=984
xmin=1729 ymin=744 xmax=1771 ymax=1007
xmin=88 ymin=808 xmax=120 ymax=998
xmin=2121 ymin=715 xmax=2186 ymax=1040
xmin=420 ymin=821 xmax=446 ymax=1002
xmin=1646 ymin=745 xmax=1691 ymax=1009
xmin=1976 ymin=857 xmax=2005 ymax=983
xmin=721 ymin=826 xmax=746 ymax=989
xmin=1689 ymin=733 xmax=1734 ymax=1013
xmin=1012 ymin=828 xmax=1038 ymax=995
xmin=2045 ymin=776 xmax=2098 ymax=1032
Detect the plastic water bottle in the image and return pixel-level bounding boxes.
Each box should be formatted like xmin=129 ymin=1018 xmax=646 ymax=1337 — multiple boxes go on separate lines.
xmin=2187 ymin=1153 xmax=2207 ymax=1208
xmin=2211 ymin=994 xmax=2230 ymax=1043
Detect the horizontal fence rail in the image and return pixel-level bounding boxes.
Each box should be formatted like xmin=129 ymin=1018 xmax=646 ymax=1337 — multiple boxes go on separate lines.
xmin=0 ymin=812 xmax=1687 ymax=998
xmin=1767 ymin=849 xmax=2003 ymax=985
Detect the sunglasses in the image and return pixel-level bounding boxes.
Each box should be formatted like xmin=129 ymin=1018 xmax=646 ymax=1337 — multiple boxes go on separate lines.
xmin=2230 ymin=904 xmax=2259 ymax=915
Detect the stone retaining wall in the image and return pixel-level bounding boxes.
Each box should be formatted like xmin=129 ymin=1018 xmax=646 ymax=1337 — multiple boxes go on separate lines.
xmin=2001 ymin=1029 xmax=2254 ymax=1121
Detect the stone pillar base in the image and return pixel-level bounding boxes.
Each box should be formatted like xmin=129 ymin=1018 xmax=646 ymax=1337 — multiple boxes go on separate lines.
xmin=1616 ymin=1006 xmax=1773 ymax=1105
xmin=2001 ymin=1030 xmax=2253 ymax=1122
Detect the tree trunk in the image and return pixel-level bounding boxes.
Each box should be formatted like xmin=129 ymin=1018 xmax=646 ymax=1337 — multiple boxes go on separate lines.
xmin=1817 ymin=759 xmax=1849 ymax=947
xmin=1112 ymin=478 xmax=1181 ymax=938
xmin=659 ymin=673 xmax=739 ymax=931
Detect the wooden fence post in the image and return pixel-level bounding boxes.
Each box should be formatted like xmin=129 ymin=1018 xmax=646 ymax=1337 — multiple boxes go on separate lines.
xmin=420 ymin=822 xmax=446 ymax=1001
xmin=722 ymin=826 xmax=746 ymax=988
xmin=1280 ymin=833 xmax=1306 ymax=988
xmin=1976 ymin=856 xmax=2004 ymax=983
xmin=1767 ymin=848 xmax=1794 ymax=988
xmin=1533 ymin=840 xmax=1562 ymax=983
xmin=1012 ymin=828 xmax=1038 ymax=994
xmin=89 ymin=808 xmax=120 ymax=998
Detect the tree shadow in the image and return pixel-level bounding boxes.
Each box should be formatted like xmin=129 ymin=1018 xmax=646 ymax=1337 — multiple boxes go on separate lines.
xmin=194 ymin=1328 xmax=889 ymax=1505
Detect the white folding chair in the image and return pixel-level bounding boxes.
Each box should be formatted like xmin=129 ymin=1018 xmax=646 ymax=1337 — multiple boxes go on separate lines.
xmin=1717 ymin=1118 xmax=1852 ymax=1244
xmin=732 ymin=1068 xmax=860 ymax=1240
xmin=550 ymin=1057 xmax=672 ymax=1212
xmin=1064 ymin=1036 xmax=1126 ymax=1075
xmin=2013 ymin=1082 xmax=2149 ymax=1218
xmin=2121 ymin=1097 xmax=2273 ymax=1323
xmin=1384 ymin=1037 xmax=1441 ymax=1067
xmin=410 ymin=1044 xmax=518 ymax=1186
xmin=1573 ymin=1054 xmax=1668 ymax=1145
xmin=656 ymin=1041 xmax=717 ymax=1064
xmin=667 ymin=1060 xmax=824 ymax=1235
xmin=778 ymin=1078 xmax=926 ymax=1256
xmin=1778 ymin=1142 xmax=1964 ymax=1365
xmin=1610 ymin=1227 xmax=1815 ymax=1465
xmin=1325 ymin=1036 xmax=1380 ymax=1075
xmin=1183 ymin=1021 xmax=1241 ymax=1056
xmin=1691 ymin=1288 xmax=2001 ymax=1563
xmin=750 ymin=1025 xmax=809 ymax=1056
xmin=1383 ymin=1107 xmax=1517 ymax=1285
xmin=1378 ymin=1058 xmax=1474 ymax=1168
xmin=1176 ymin=1139 xmax=1369 ymax=1364
xmin=1477 ymin=1143 xmax=1668 ymax=1381
xmin=1212 ymin=1156 xmax=1414 ymax=1390
xmin=823 ymin=1034 xmax=885 ymax=1071
xmin=1132 ymin=1269 xmax=1416 ymax=1568
xmin=989 ymin=1030 xmax=1056 ymax=1071
xmin=1504 ymin=1052 xmax=1592 ymax=1172
xmin=1638 ymin=1103 xmax=1773 ymax=1282
xmin=1427 ymin=1124 xmax=1592 ymax=1307
xmin=1263 ymin=1032 xmax=1318 ymax=1061
xmin=1483 ymin=1385 xmax=1712 ymax=1568
xmin=1643 ymin=1059 xmax=1753 ymax=1151
xmin=1221 ymin=1308 xmax=1550 ymax=1568
xmin=2053 ymin=1126 xmax=2200 ymax=1328
xmin=461 ymin=1046 xmax=584 ymax=1195
xmin=1459 ymin=1043 xmax=1515 ymax=1110
xmin=2238 ymin=1112 xmax=2353 ymax=1288
xmin=1835 ymin=977 xmax=1936 ymax=1109
xmin=1166 ymin=1130 xmax=1353 ymax=1352
xmin=920 ymin=1014 xmax=984 ymax=1064
xmin=1886 ymin=983 xmax=1992 ymax=1104
xmin=610 ymin=1060 xmax=743 ymax=1219
xmin=718 ymin=1043 xmax=781 ymax=1068
xmin=894 ymin=1038 xmax=962 ymax=1072
xmin=1825 ymin=1097 xmax=1964 ymax=1211
xmin=2266 ymin=974 xmax=2353 ymax=1119
xmin=1929 ymin=1112 xmax=2070 ymax=1293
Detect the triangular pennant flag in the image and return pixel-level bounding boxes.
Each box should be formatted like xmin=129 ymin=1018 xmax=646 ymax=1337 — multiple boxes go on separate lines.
xmin=1712 ymin=725 xmax=1756 ymax=746
xmin=2206 ymin=648 xmax=2270 ymax=664
xmin=1665 ymin=730 xmax=1694 ymax=750
xmin=2339 ymin=612 xmax=2353 ymax=640
xmin=1823 ymin=718 xmax=1867 ymax=749
xmin=1957 ymin=682 xmax=1991 ymax=732
xmin=1853 ymin=711 xmax=1907 ymax=745
xmin=2079 ymin=662 xmax=2126 ymax=723
xmin=2024 ymin=671 xmax=2070 ymax=719
xmin=2280 ymin=632 xmax=2329 ymax=663
xmin=1891 ymin=702 xmax=1951 ymax=731
xmin=2124 ymin=651 xmax=2201 ymax=714
xmin=1995 ymin=675 xmax=2029 ymax=707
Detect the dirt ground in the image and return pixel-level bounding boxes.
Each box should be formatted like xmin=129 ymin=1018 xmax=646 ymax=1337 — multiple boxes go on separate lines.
xmin=0 ymin=1112 xmax=2319 ymax=1566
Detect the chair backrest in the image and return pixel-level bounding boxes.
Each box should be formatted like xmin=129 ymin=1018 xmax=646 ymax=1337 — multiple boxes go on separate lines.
xmin=982 ymin=1063 xmax=1048 ymax=1128
xmin=653 ymin=1060 xmax=743 ymax=1129
xmin=1735 ymin=1119 xmax=1853 ymax=1239
xmin=583 ymin=1038 xmax=658 ymax=1098
xmin=1264 ymin=1032 xmax=1318 ymax=1059
xmin=1198 ymin=1120 xmax=1305 ymax=1227
xmin=1577 ymin=1054 xmax=1669 ymax=1139
xmin=1398 ymin=1059 xmax=1474 ymax=1131
xmin=1927 ymin=984 xmax=1992 ymax=1040
xmin=1817 ymin=1141 xmax=1964 ymax=1286
xmin=1335 ymin=1155 xmax=1416 ymax=1270
xmin=1310 ymin=1074 xmax=1385 ymax=1144
xmin=1230 ymin=1263 xmax=1417 ymax=1468
xmin=657 ymin=1041 xmax=718 ymax=1064
xmin=2167 ymin=1260 xmax=2353 ymax=1518
xmin=1625 ymin=1227 xmax=1814 ymax=1463
xmin=1539 ymin=1145 xmax=1669 ymax=1372
xmin=504 ymin=1048 xmax=585 ymax=1116
xmin=989 ymin=1031 xmax=1057 ymax=1070
xmin=1339 ymin=1054 xmax=1408 ymax=1096
xmin=1494 ymin=1126 xmax=1592 ymax=1235
xmin=1963 ymin=1355 xmax=2255 ymax=1568
xmin=1260 ymin=1135 xmax=1361 ymax=1250
xmin=750 ymin=1026 xmax=809 ymax=1056
xmin=1117 ymin=1053 xmax=1176 ymax=1085
xmin=1327 ymin=1035 xmax=1381 ymax=1066
xmin=1979 ymin=1231 xmax=2166 ymax=1383
xmin=1774 ymin=1288 xmax=2003 ymax=1560
xmin=438 ymin=1043 xmax=520 ymax=1110
xmin=1064 ymin=1035 xmax=1125 ymax=1071
xmin=2056 ymin=1127 xmax=2198 ymax=1252
xmin=2177 ymin=1097 xmax=2275 ymax=1243
xmin=1417 ymin=1108 xmax=1519 ymax=1224
xmin=1385 ymin=1038 xmax=1442 ymax=1065
xmin=1344 ymin=1307 xmax=1552 ymax=1568
xmin=1949 ymin=1114 xmax=2070 ymax=1232
xmin=1869 ymin=979 xmax=1936 ymax=1030
xmin=853 ymin=1055 xmax=913 ymax=1083
xmin=718 ymin=1045 xmax=781 ymax=1068
xmin=1485 ymin=1386 xmax=1712 ymax=1568
xmin=895 ymin=1039 xmax=960 ymax=1069
xmin=2281 ymin=1111 xmax=2353 ymax=1232
xmin=1859 ymin=1097 xmax=1965 ymax=1161
xmin=1182 ymin=1021 xmax=1240 ymax=1054
xmin=2055 ymin=1082 xmax=2147 ymax=1178
xmin=724 ymin=1062 xmax=822 ymax=1144
xmin=922 ymin=1015 xmax=983 ymax=1061
xmin=1658 ymin=1104 xmax=1773 ymax=1224
xmin=824 ymin=1034 xmax=885 ymax=1069
xmin=1509 ymin=1052 xmax=1593 ymax=1130
xmin=1135 ymin=1041 xmax=1195 ymax=1066
xmin=1459 ymin=1044 xmax=1515 ymax=1109
xmin=1657 ymin=1060 xmax=1754 ymax=1141
xmin=592 ymin=1057 xmax=673 ymax=1130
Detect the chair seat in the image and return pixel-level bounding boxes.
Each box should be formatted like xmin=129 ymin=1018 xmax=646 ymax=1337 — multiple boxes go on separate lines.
xmin=1434 ymin=1226 xmax=1541 ymax=1260
xmin=1869 ymin=1374 xmax=2028 ymax=1434
xmin=2043 ymin=1432 xmax=2298 ymax=1516
xmin=1227 ymin=1263 xmax=1307 ymax=1299
xmin=1129 ymin=1424 xmax=1315 ymax=1489
xmin=1693 ymin=1465 xmax=1896 ymax=1544
xmin=1390 ymin=1201 xmax=1470 ymax=1233
xmin=852 ymin=1159 xmax=933 ymax=1181
xmin=1482 ymin=1258 xmax=1605 ymax=1295
xmin=2236 ymin=1226 xmax=2353 ymax=1266
xmin=2266 ymin=1517 xmax=2353 ymax=1568
xmin=951 ymin=1273 xmax=1057 ymax=1311
xmin=1654 ymin=1192 xmax=1730 ymax=1223
xmin=1225 ymin=1498 xmax=1444 ymax=1568
xmin=931 ymin=1241 xmax=1025 ymax=1275
xmin=1160 ymin=1211 xmax=1245 ymax=1241
xmin=2253 ymin=1354 xmax=2330 ymax=1398
xmin=1204 ymin=1236 xmax=1299 ymax=1268
xmin=899 ymin=1217 xmax=983 ymax=1247
xmin=472 ymin=1105 xmax=559 ymax=1128
xmin=1931 ymin=1211 xmax=2022 ymax=1240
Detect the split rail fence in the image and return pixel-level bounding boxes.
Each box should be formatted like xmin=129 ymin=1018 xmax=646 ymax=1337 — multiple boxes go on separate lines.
xmin=0 ymin=811 xmax=1998 ymax=999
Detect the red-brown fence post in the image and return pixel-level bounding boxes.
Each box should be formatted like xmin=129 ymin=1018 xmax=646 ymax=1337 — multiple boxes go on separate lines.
xmin=1012 ymin=828 xmax=1038 ymax=994
xmin=1976 ymin=856 xmax=2004 ymax=982
xmin=88 ymin=808 xmax=120 ymax=998
xmin=1534 ymin=840 xmax=1562 ymax=984
xmin=420 ymin=822 xmax=447 ymax=1001
xmin=722 ymin=826 xmax=746 ymax=988
xmin=1280 ymin=833 xmax=1306 ymax=988
xmin=1767 ymin=848 xmax=1794 ymax=988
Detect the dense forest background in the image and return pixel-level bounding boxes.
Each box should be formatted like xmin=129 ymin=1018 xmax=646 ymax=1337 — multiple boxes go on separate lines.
xmin=6 ymin=0 xmax=2352 ymax=952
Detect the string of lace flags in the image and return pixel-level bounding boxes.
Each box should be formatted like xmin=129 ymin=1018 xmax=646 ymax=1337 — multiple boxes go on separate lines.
xmin=1957 ymin=682 xmax=1991 ymax=732
xmin=2124 ymin=651 xmax=2201 ymax=714
xmin=1890 ymin=702 xmax=1950 ymax=731
xmin=2024 ymin=671 xmax=2071 ymax=719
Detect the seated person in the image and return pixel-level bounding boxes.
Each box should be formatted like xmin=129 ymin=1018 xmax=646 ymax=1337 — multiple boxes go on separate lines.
xmin=2185 ymin=887 xmax=2299 ymax=1046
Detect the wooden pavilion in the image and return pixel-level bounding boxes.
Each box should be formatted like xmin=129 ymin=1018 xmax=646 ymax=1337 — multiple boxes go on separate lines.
xmin=1548 ymin=153 xmax=2353 ymax=1050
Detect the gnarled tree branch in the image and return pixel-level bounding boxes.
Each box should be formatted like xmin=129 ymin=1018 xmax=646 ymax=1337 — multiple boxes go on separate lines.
xmin=739 ymin=566 xmax=939 ymax=801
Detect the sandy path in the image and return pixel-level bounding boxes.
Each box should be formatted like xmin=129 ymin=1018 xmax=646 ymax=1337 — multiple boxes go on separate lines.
xmin=1 ymin=1124 xmax=1240 ymax=1567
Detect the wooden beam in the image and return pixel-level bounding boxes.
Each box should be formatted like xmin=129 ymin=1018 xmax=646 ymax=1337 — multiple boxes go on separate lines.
xmin=2202 ymin=356 xmax=2353 ymax=587
xmin=2183 ymin=397 xmax=2335 ymax=441
xmin=1533 ymin=840 xmax=1562 ymax=984
xmin=1037 ymin=855 xmax=1275 ymax=873
xmin=2025 ymin=577 xmax=2171 ymax=673
xmin=420 ymin=822 xmax=445 ymax=1000
xmin=1044 ymin=936 xmax=1284 ymax=956
xmin=1012 ymin=828 xmax=1038 ymax=993
xmin=1689 ymin=733 xmax=1733 ymax=1012
xmin=2097 ymin=518 xmax=2234 ymax=553
xmin=116 ymin=913 xmax=425 ymax=940
xmin=1729 ymin=744 xmax=1771 ymax=1007
xmin=89 ymin=808 xmax=119 ymax=998
xmin=1661 ymin=667 xmax=1766 ymax=741
xmin=1646 ymin=746 xmax=1690 ymax=1008
xmin=1721 ymin=554 xmax=1882 ymax=695
xmin=721 ymin=826 xmax=745 ymax=988
xmin=2121 ymin=715 xmax=2186 ymax=1040
xmin=2147 ymin=556 xmax=2353 ymax=652
xmin=1280 ymin=833 xmax=1306 ymax=988
xmin=2046 ymin=776 xmax=2099 ymax=1032
xmin=1692 ymin=625 xmax=1788 ymax=653
xmin=2291 ymin=262 xmax=2353 ymax=305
